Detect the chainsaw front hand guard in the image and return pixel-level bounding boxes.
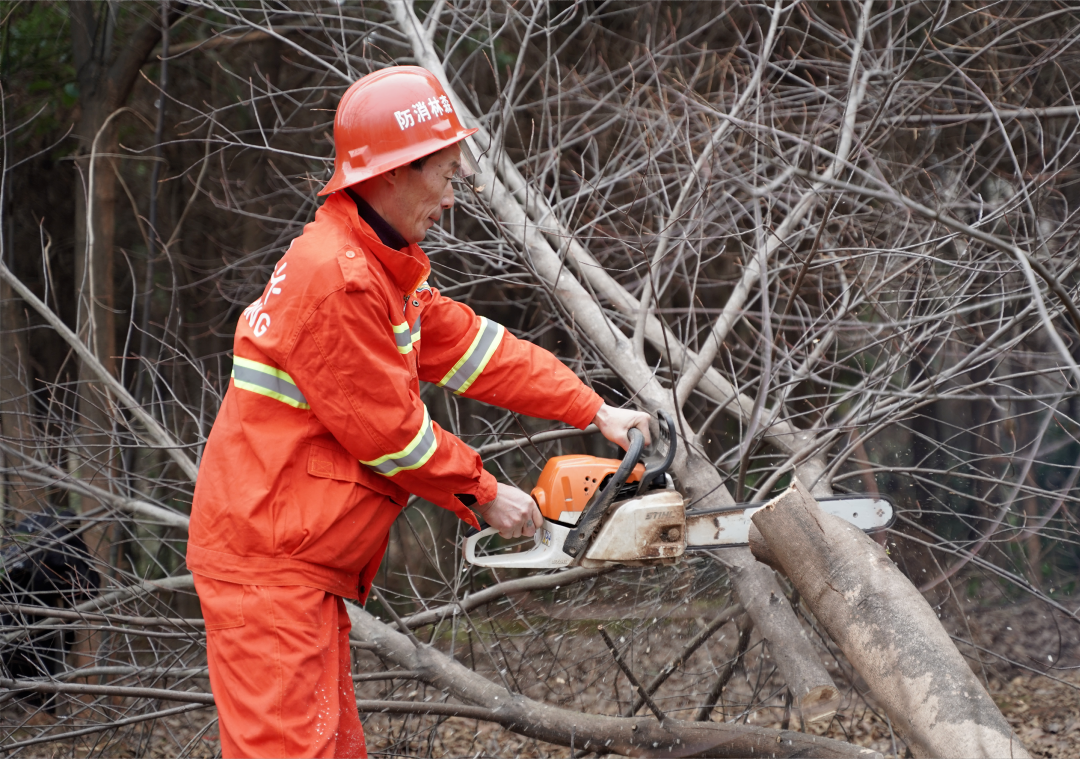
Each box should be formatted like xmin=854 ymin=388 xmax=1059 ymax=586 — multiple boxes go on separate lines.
xmin=561 ymin=427 xmax=645 ymax=559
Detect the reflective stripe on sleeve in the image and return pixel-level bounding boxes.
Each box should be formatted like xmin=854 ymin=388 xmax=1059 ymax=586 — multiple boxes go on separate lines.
xmin=360 ymin=406 xmax=438 ymax=477
xmin=392 ymin=321 xmax=412 ymax=354
xmin=231 ymin=356 xmax=310 ymax=409
xmin=392 ymin=317 xmax=422 ymax=354
xmin=437 ymin=317 xmax=505 ymax=395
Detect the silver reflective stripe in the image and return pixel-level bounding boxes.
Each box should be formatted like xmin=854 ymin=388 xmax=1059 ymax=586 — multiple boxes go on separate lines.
xmin=410 ymin=316 xmax=421 ymax=346
xmin=437 ymin=317 xmax=505 ymax=395
xmin=360 ymin=407 xmax=438 ymax=477
xmin=231 ymin=356 xmax=310 ymax=409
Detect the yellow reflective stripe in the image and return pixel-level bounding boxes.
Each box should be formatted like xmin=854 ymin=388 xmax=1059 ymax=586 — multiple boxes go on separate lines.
xmin=231 ymin=356 xmax=310 ymax=410
xmin=360 ymin=407 xmax=438 ymax=476
xmin=233 ymin=379 xmax=309 ymax=409
xmin=456 ymin=323 xmax=503 ymax=394
xmin=361 ymin=407 xmax=428 ymax=466
xmin=437 ymin=318 xmax=505 ymax=395
xmin=371 ymin=433 xmax=437 ymax=477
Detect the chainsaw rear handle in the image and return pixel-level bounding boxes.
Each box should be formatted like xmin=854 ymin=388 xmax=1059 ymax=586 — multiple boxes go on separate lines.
xmin=463 ymin=521 xmax=575 ymax=568
xmin=464 ymin=525 xmax=519 ymax=567
xmin=561 ymin=426 xmax=645 ymax=559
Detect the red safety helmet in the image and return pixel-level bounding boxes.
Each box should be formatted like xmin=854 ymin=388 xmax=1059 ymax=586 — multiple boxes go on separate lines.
xmin=318 ymin=66 xmax=479 ymax=196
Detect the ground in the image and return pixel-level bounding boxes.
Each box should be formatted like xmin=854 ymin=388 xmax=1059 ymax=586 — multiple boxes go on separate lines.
xmin=360 ymin=669 xmax=1080 ymax=758
xmin=3 ymin=595 xmax=1075 ymax=757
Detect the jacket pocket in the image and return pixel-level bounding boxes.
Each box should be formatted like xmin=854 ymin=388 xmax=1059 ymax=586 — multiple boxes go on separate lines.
xmin=195 ymin=576 xmax=246 ymax=631
xmin=307 ymin=441 xmax=406 ymax=505
xmin=308 ymin=442 xmax=363 ymax=482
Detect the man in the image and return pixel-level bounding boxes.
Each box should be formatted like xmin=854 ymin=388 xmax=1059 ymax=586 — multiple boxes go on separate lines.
xmin=187 ymin=66 xmax=649 ymax=758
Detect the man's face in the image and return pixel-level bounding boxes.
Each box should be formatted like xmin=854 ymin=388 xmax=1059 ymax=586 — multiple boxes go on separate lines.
xmin=382 ymin=144 xmax=462 ymax=245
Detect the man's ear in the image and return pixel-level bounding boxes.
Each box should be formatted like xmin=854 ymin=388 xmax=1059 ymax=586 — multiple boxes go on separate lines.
xmin=380 ymin=167 xmax=401 ymax=187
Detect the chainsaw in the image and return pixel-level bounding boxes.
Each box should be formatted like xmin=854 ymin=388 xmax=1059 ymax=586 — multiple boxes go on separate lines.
xmin=464 ymin=411 xmax=895 ymax=569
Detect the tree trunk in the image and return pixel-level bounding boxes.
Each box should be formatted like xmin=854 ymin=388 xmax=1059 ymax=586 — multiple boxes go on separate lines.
xmin=719 ymin=548 xmax=840 ymax=723
xmin=387 ymin=3 xmax=845 ymax=719
xmin=71 ymin=104 xmax=120 ymax=557
xmin=0 ymin=272 xmax=33 ymax=523
xmin=750 ymin=478 xmax=1031 ymax=759
xmin=68 ymin=0 xmax=176 ymax=560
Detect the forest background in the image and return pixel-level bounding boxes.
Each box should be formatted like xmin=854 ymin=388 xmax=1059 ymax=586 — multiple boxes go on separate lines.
xmin=1 ymin=1 xmax=1079 ymax=757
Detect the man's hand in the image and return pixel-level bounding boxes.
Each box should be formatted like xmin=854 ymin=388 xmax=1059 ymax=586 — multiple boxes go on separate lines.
xmin=593 ymin=403 xmax=652 ymax=450
xmin=475 ymin=483 xmax=544 ymax=539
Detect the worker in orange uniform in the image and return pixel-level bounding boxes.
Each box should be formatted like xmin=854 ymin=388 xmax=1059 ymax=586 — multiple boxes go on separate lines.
xmin=187 ymin=66 xmax=650 ymax=758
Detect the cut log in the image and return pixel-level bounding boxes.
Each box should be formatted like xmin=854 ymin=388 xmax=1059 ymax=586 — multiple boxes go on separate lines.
xmin=748 ymin=523 xmax=781 ymax=572
xmin=720 ymin=548 xmax=841 ymax=723
xmin=750 ymin=478 xmax=1031 ymax=759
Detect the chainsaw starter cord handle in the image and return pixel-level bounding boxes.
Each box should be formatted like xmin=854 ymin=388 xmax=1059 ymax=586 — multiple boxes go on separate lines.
xmin=561 ymin=427 xmax=645 ymax=559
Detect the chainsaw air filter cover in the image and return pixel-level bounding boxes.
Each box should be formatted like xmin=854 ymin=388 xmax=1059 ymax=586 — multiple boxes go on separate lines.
xmin=530 ymin=455 xmax=645 ymax=525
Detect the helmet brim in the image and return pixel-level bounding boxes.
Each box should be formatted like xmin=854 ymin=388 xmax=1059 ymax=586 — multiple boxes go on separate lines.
xmin=318 ymin=127 xmax=479 ymax=197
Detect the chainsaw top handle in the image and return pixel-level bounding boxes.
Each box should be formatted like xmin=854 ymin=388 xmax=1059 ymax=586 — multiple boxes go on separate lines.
xmin=636 ymin=410 xmax=676 ymax=496
xmin=561 ymin=425 xmax=646 ymax=559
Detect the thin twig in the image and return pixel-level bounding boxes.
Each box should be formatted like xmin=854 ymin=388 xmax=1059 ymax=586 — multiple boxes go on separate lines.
xmin=597 ymin=625 xmax=664 ymax=723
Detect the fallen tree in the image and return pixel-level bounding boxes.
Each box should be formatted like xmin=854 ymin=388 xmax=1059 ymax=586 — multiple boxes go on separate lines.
xmin=384 ymin=1 xmax=1028 ymax=753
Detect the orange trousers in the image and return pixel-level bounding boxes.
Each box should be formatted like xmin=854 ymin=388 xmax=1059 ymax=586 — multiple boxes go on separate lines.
xmin=194 ymin=574 xmax=366 ymax=758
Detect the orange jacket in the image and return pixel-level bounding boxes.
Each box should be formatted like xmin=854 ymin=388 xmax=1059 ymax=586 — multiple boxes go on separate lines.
xmin=187 ymin=192 xmax=603 ymax=601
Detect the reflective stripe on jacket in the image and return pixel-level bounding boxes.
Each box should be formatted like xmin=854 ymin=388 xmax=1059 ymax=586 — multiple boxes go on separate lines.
xmin=188 ymin=191 xmax=603 ymax=601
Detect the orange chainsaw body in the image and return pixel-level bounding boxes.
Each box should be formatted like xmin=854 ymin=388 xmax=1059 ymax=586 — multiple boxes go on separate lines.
xmin=530 ymin=455 xmax=645 ymax=523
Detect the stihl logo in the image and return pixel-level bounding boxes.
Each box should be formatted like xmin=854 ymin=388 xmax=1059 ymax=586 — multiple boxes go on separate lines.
xmin=645 ymin=511 xmax=673 ymax=520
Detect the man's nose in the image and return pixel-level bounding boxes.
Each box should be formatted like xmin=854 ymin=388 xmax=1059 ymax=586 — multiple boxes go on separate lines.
xmin=442 ymin=183 xmax=455 ymax=210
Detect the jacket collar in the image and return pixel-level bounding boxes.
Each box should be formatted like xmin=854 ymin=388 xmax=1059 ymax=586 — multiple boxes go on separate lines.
xmin=345 ymin=188 xmax=408 ymax=250
xmin=323 ymin=191 xmax=431 ymax=293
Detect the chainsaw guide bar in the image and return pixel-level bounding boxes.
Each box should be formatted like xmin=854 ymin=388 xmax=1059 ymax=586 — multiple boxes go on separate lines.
xmin=683 ymin=495 xmax=894 ymax=551
xmin=463 ymin=411 xmax=896 ymax=569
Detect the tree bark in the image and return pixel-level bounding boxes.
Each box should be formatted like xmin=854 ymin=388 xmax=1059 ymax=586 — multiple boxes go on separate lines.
xmin=750 ymin=478 xmax=1031 ymax=759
